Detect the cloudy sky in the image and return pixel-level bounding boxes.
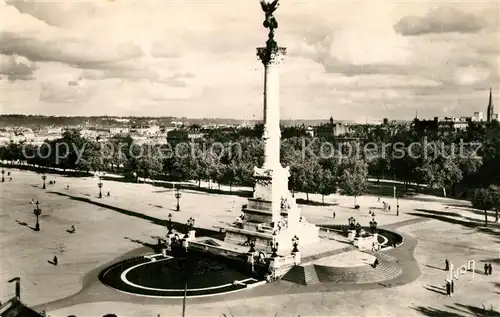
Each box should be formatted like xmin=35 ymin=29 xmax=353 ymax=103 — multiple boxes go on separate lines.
xmin=0 ymin=0 xmax=498 ymax=121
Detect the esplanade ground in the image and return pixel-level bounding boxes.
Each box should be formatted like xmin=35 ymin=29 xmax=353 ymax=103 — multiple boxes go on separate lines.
xmin=1 ymin=168 xmax=498 ymax=316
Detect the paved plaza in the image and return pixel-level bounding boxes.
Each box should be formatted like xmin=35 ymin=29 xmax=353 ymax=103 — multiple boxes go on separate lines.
xmin=1 ymin=169 xmax=499 ymax=316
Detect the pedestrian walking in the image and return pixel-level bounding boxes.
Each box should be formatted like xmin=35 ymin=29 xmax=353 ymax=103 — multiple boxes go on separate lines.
xmin=446 ymin=281 xmax=451 ymax=297
xmin=332 ymin=211 xmax=336 ymax=219
xmin=377 ymin=197 xmax=380 ymax=203
xmin=451 ymin=280 xmax=454 ymax=294
xmin=484 ymin=263 xmax=489 ymax=275
xmin=53 ymin=256 xmax=58 ymax=266
xmin=488 ymin=263 xmax=493 ymax=275
xmin=445 ymin=259 xmax=449 ymax=271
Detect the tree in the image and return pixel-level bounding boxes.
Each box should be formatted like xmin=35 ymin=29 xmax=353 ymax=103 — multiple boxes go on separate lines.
xmin=338 ymin=158 xmax=368 ymax=207
xmin=470 ymin=188 xmax=494 ymax=226
xmin=221 ymin=160 xmax=240 ymax=192
xmin=137 ymin=145 xmax=163 ymax=182
xmin=318 ymin=169 xmax=336 ymax=204
xmin=369 ymin=157 xmax=390 ymax=182
xmin=489 ymin=185 xmax=500 ymax=222
xmin=429 ymin=156 xmax=463 ymax=197
xmin=288 ymin=158 xmax=322 ymax=201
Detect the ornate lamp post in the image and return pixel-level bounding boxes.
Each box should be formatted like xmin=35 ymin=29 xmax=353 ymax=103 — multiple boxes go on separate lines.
xmin=348 ymin=216 xmax=356 ymax=230
xmin=396 ymin=197 xmax=400 ymax=216
xmin=181 ymin=217 xmax=195 ymax=317
xmin=369 ymin=218 xmax=378 ymax=233
xmin=41 ymin=173 xmax=47 ymax=189
xmin=175 ymin=187 xmax=182 ymax=211
xmin=97 ymin=179 xmax=103 ymax=198
xmin=95 ymin=171 xmax=104 ymax=198
xmin=291 ymin=235 xmax=299 ymax=253
xmin=184 ymin=217 xmax=195 ymax=238
xmin=1 ymin=169 xmax=5 ymax=182
xmin=33 ymin=200 xmax=42 ymax=231
xmin=166 ymin=213 xmax=173 ymax=235
xmin=355 ymin=222 xmax=362 ymax=237
xmin=248 ymin=237 xmax=256 ymax=253
xmin=271 ymin=240 xmax=279 ymax=258
xmin=395 ymin=186 xmax=400 ymax=216
xmin=181 ymin=234 xmax=190 ymax=317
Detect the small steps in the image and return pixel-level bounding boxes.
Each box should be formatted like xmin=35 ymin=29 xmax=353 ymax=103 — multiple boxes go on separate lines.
xmin=314 ymin=261 xmax=402 ymax=284
xmin=282 ymin=265 xmax=319 ymax=285
xmin=301 ymin=246 xmax=354 ymax=264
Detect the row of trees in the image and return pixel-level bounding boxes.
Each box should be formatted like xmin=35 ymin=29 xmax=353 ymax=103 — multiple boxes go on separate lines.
xmin=0 ymin=121 xmax=499 ymax=212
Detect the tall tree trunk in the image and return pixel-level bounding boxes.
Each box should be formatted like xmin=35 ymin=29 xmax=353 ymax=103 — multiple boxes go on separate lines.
xmin=484 ymin=209 xmax=488 ymax=226
xmin=495 ymin=208 xmax=498 ymax=223
xmin=306 ymin=192 xmax=309 ymax=201
xmin=451 ymin=183 xmax=457 ymax=197
xmin=322 ymin=195 xmax=324 ymax=204
xmin=354 ymin=195 xmax=357 ymax=207
xmin=198 ymin=179 xmax=201 ymax=187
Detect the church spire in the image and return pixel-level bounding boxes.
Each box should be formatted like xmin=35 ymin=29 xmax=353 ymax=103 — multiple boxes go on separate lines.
xmin=487 ymin=86 xmax=494 ymax=122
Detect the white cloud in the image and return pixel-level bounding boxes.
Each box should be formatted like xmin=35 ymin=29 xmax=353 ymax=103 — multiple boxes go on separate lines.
xmin=454 ymin=67 xmax=491 ymax=86
xmin=0 ymin=0 xmax=498 ymax=121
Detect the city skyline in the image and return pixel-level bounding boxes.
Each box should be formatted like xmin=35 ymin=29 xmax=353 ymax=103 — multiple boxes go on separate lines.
xmin=0 ymin=0 xmax=499 ymax=121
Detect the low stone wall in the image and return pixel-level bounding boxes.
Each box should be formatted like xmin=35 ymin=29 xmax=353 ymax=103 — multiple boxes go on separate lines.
xmin=189 ymin=240 xmax=245 ymax=260
xmin=319 ymin=225 xmax=403 ymax=248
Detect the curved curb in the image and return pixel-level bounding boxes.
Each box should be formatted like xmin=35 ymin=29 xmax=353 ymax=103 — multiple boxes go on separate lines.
xmin=35 ymin=230 xmax=420 ymax=312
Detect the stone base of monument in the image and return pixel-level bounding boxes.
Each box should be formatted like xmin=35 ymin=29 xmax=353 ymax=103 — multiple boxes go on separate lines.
xmin=223 ymin=221 xmax=319 ymax=254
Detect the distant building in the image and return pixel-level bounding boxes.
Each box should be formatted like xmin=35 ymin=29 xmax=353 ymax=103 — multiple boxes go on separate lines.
xmin=167 ymin=129 xmax=204 ymax=144
xmin=486 ymin=87 xmax=496 ymax=122
xmin=413 ymin=116 xmax=471 ymax=136
xmin=315 ymin=117 xmax=352 ymax=141
xmin=473 ymin=112 xmax=484 ymax=122
xmin=46 ymin=127 xmax=62 ymax=134
xmin=109 ymin=127 xmax=130 ymax=135
xmin=306 ymin=126 xmax=314 ymax=137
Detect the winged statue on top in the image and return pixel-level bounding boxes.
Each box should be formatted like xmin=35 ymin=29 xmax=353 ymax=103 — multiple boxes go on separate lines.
xmin=260 ymin=0 xmax=279 ymax=32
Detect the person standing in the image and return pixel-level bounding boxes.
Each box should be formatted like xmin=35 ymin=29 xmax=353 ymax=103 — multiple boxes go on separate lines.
xmin=451 ymin=279 xmax=454 ymax=294
xmin=488 ymin=263 xmax=493 ymax=275
xmin=446 ymin=280 xmax=451 ymax=297
xmin=332 ymin=211 xmax=336 ymax=219
xmin=445 ymin=259 xmax=449 ymax=271
xmin=484 ymin=263 xmax=489 ymax=275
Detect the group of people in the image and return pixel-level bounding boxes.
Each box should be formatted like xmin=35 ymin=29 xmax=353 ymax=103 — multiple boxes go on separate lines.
xmin=484 ymin=263 xmax=493 ymax=275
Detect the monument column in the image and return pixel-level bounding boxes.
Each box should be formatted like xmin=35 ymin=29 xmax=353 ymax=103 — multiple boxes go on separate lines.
xmin=258 ymin=46 xmax=286 ymax=169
